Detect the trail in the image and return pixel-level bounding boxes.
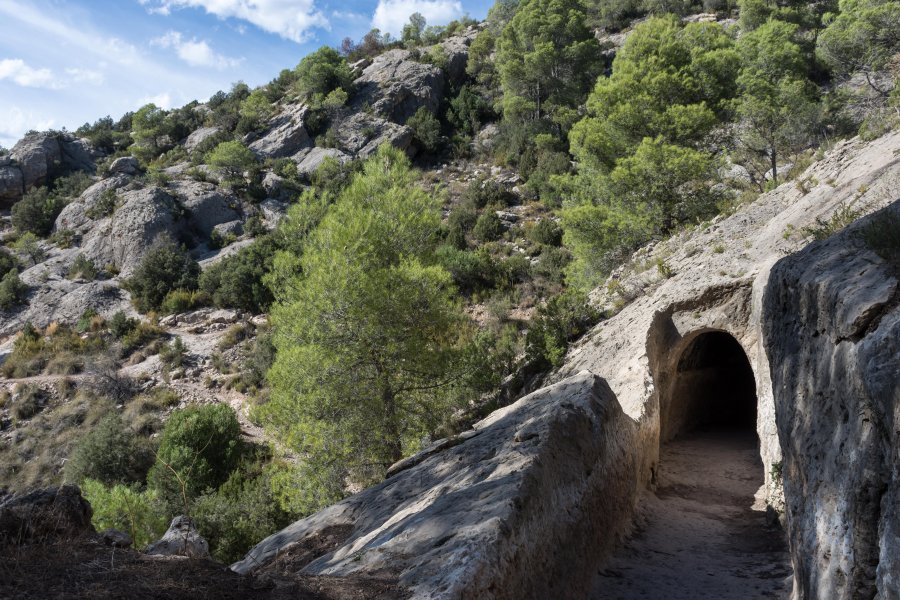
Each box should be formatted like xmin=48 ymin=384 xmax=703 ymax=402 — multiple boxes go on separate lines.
xmin=591 ymin=430 xmax=792 ymax=600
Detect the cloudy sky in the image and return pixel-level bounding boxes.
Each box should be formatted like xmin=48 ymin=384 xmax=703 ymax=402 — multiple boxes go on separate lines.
xmin=0 ymin=0 xmax=490 ymax=148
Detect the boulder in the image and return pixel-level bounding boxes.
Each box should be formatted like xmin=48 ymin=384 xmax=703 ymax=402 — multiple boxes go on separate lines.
xmin=351 ymin=49 xmax=444 ymax=124
xmin=100 ymin=528 xmax=133 ymax=548
xmin=0 ymin=159 xmax=24 ymax=207
xmin=294 ymin=147 xmax=351 ymax=179
xmin=54 ymin=175 xmax=131 ymax=234
xmin=145 ymin=516 xmax=210 ymax=559
xmin=335 ymin=113 xmax=413 ymax=159
xmin=438 ymin=28 xmax=478 ymax=84
xmin=184 ymin=126 xmax=221 ymax=153
xmin=10 ymin=132 xmax=95 ymax=191
xmin=249 ymin=103 xmax=312 ymax=159
xmin=168 ymin=180 xmax=241 ymax=236
xmin=80 ymin=186 xmax=184 ymax=277
xmin=234 ymin=373 xmax=642 ymax=599
xmin=0 ymin=485 xmax=94 ymax=544
xmin=212 ymin=220 xmax=243 ymax=238
xmin=762 ymin=201 xmax=900 ymax=600
xmin=108 ymin=156 xmax=140 ymax=176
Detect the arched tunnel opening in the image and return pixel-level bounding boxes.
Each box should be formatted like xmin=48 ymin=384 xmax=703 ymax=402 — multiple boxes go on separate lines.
xmin=592 ymin=330 xmax=792 ymax=599
xmin=661 ymin=330 xmax=758 ymax=441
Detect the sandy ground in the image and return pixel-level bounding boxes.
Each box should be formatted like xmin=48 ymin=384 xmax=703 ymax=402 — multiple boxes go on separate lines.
xmin=591 ymin=430 xmax=792 ymax=600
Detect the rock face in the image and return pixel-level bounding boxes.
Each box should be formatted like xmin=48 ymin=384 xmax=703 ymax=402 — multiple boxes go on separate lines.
xmin=145 ymin=516 xmax=211 ymax=558
xmin=0 ymin=485 xmax=94 ymax=544
xmin=235 ymin=373 xmax=643 ymax=599
xmin=249 ymin=103 xmax=311 ymax=159
xmin=0 ymin=157 xmax=24 ymax=207
xmin=184 ymin=126 xmax=221 ymax=153
xmin=762 ymin=202 xmax=900 ymax=600
xmin=352 ymin=49 xmax=444 ymax=123
xmin=169 ymin=180 xmax=241 ymax=236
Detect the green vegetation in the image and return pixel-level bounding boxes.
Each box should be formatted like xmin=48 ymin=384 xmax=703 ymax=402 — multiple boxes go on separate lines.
xmin=124 ymin=239 xmax=201 ymax=313
xmin=66 ymin=413 xmax=154 ymax=486
xmin=293 ymin=46 xmax=355 ymax=106
xmin=0 ymin=269 xmax=28 ymax=311
xmin=205 ymin=140 xmax=257 ymax=183
xmin=199 ymin=236 xmax=276 ymax=313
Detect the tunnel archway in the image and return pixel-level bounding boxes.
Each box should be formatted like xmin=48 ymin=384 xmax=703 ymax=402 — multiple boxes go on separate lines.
xmin=660 ymin=330 xmax=757 ymax=442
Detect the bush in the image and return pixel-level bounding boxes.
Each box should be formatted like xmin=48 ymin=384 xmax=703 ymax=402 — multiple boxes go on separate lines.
xmin=12 ymin=187 xmax=66 ymax=236
xmin=13 ymin=232 xmax=46 ymax=265
xmin=124 ymin=239 xmax=201 ymax=313
xmin=68 ymin=254 xmax=98 ymax=280
xmin=147 ymin=404 xmax=243 ymax=512
xmin=293 ymin=46 xmax=355 ymax=105
xmin=0 ymin=269 xmax=28 ymax=311
xmin=81 ymin=479 xmax=168 ymax=550
xmin=199 ymin=236 xmax=276 ymax=313
xmin=108 ymin=311 xmax=138 ymax=339
xmin=66 ymin=413 xmax=154 ymax=485
xmin=528 ymin=219 xmax=563 ymax=246
xmin=86 ymin=189 xmax=118 ymax=219
xmin=0 ymin=247 xmax=18 ymax=275
xmin=473 ymin=211 xmax=504 ymax=242
xmin=406 ymin=107 xmax=442 ymax=153
xmin=462 ymin=178 xmax=517 ymax=209
xmin=435 ymin=245 xmax=496 ymax=294
xmin=526 ymin=290 xmax=600 ymax=367
xmin=446 ymin=205 xmax=477 ymax=249
xmin=160 ymin=289 xmax=210 ymax=315
xmin=12 ymin=384 xmax=45 ymax=420
xmin=206 ymin=141 xmax=256 ymax=183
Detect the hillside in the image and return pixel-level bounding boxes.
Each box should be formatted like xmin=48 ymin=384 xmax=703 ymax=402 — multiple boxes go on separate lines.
xmin=0 ymin=0 xmax=898 ymax=597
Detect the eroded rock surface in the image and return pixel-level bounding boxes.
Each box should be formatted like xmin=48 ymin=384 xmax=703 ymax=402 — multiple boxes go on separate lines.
xmin=235 ymin=373 xmax=643 ymax=600
xmin=145 ymin=515 xmax=211 ymax=558
xmin=763 ymin=202 xmax=900 ymax=600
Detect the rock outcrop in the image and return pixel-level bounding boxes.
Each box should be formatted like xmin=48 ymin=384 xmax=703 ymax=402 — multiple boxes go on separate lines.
xmin=249 ymin=103 xmax=311 ymax=159
xmin=0 ymin=485 xmax=94 ymax=544
xmin=0 ymin=132 xmax=95 ymax=207
xmin=763 ymin=201 xmax=900 ymax=600
xmin=169 ymin=180 xmax=241 ymax=236
xmin=145 ymin=516 xmax=210 ymax=558
xmin=235 ymin=373 xmax=643 ymax=599
xmin=351 ymin=49 xmax=444 ymax=124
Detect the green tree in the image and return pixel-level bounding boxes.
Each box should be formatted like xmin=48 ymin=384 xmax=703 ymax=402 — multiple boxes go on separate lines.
xmin=734 ymin=19 xmax=820 ymax=187
xmin=147 ymin=404 xmax=242 ymax=512
xmin=818 ymin=0 xmax=900 ymax=96
xmin=0 ymin=269 xmax=28 ymax=311
xmin=0 ymin=247 xmax=18 ymax=276
xmin=81 ymin=480 xmax=168 ymax=549
xmin=206 ymin=140 xmax=257 ymax=182
xmin=406 ymin=107 xmax=442 ymax=153
xmin=238 ymin=89 xmax=276 ymax=132
xmin=124 ymin=238 xmax=201 ymax=313
xmin=263 ymin=146 xmax=472 ymax=513
xmin=199 ymin=236 xmax=277 ymax=313
xmin=293 ymin=47 xmax=355 ymax=105
xmin=11 ymin=187 xmax=66 ymax=237
xmin=131 ymin=103 xmax=168 ymax=160
xmin=402 ymin=12 xmax=427 ymax=46
xmin=496 ymin=0 xmax=602 ymax=131
xmin=13 ymin=232 xmax=46 ymax=266
xmin=65 ymin=413 xmax=153 ymax=486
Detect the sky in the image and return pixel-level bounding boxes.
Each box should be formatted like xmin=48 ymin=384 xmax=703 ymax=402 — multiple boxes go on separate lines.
xmin=0 ymin=0 xmax=492 ymax=148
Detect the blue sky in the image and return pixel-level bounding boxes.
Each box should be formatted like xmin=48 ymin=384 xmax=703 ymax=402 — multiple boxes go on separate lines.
xmin=0 ymin=0 xmax=491 ymax=148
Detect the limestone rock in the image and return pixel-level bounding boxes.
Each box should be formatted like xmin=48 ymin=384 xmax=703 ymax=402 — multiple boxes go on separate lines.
xmin=10 ymin=132 xmax=94 ymax=191
xmin=184 ymin=126 xmax=221 ymax=153
xmin=145 ymin=516 xmax=210 ymax=558
xmin=249 ymin=103 xmax=311 ymax=159
xmin=169 ymin=180 xmax=241 ymax=236
xmin=234 ymin=373 xmax=643 ymax=600
xmin=294 ymin=147 xmax=351 ymax=179
xmin=335 ymin=113 xmax=413 ymax=159
xmin=351 ymin=49 xmax=444 ymax=124
xmin=212 ymin=220 xmax=243 ymax=238
xmin=108 ymin=156 xmax=140 ymax=176
xmin=438 ymin=28 xmax=478 ymax=85
xmin=0 ymin=485 xmax=94 ymax=544
xmin=0 ymin=158 xmax=24 ymax=207
xmin=80 ymin=186 xmax=183 ymax=277
xmin=54 ymin=175 xmax=131 ymax=234
xmin=762 ymin=201 xmax=900 ymax=600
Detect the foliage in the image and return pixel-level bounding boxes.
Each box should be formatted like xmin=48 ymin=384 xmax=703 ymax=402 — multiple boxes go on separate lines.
xmin=206 ymin=140 xmax=257 ymax=182
xmin=473 ymin=211 xmax=505 ymax=242
xmin=0 ymin=247 xmax=18 ymax=276
xmin=402 ymin=12 xmax=427 ymax=46
xmin=65 ymin=413 xmax=154 ymax=486
xmin=68 ymin=254 xmax=98 ymax=280
xmin=435 ymin=245 xmax=498 ymax=294
xmin=11 ymin=187 xmax=66 ymax=237
xmin=447 ymin=85 xmax=493 ymax=136
xmin=160 ymin=289 xmax=209 ymax=315
xmin=130 ymin=103 xmax=169 ymax=160
xmin=147 ymin=404 xmax=242 ymax=512
xmin=0 ymin=269 xmax=28 ymax=311
xmin=82 ymin=479 xmax=168 ymax=550
xmin=818 ymin=0 xmax=900 ymax=85
xmin=496 ymin=0 xmax=602 ymax=132
xmin=462 ymin=178 xmax=517 ymax=209
xmin=528 ymin=219 xmax=564 ymax=246
xmin=76 ymin=114 xmax=133 ymax=154
xmin=238 ymin=89 xmax=276 ymax=133
xmin=406 ymin=107 xmax=443 ymax=153
xmin=525 ymin=289 xmax=600 ymax=367
xmin=199 ymin=236 xmax=277 ymax=313
xmin=13 ymin=232 xmax=46 ymax=266
xmin=263 ymin=146 xmax=473 ymax=511
xmin=293 ymin=47 xmax=355 ymax=106
xmin=124 ymin=238 xmax=201 ymax=313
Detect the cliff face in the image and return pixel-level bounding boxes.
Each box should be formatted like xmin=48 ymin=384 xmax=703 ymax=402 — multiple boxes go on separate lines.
xmin=763 ymin=202 xmax=900 ymax=600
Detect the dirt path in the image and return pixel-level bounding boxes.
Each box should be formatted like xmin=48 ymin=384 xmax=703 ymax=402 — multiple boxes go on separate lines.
xmin=591 ymin=430 xmax=792 ymax=600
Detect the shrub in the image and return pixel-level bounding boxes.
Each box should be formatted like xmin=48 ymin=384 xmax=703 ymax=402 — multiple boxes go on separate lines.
xmin=86 ymin=189 xmax=118 ymax=219
xmin=446 ymin=205 xmax=477 ymax=249
xmin=462 ymin=178 xmax=517 ymax=209
xmin=13 ymin=232 xmax=46 ymax=265
xmin=0 ymin=269 xmax=28 ymax=311
xmin=528 ymin=219 xmax=563 ymax=246
xmin=473 ymin=211 xmax=504 ymax=242
xmin=240 ymin=331 xmax=275 ymax=392
xmin=65 ymin=413 xmax=154 ymax=485
xmin=11 ymin=188 xmax=66 ymax=236
xmin=205 ymin=140 xmax=256 ymax=182
xmin=160 ymin=289 xmax=210 ymax=315
xmin=526 ymin=290 xmax=600 ymax=367
xmin=68 ymin=254 xmax=98 ymax=280
xmin=81 ymin=480 xmax=168 ymax=550
xmin=159 ymin=336 xmax=188 ymax=372
xmin=435 ymin=245 xmax=496 ymax=294
xmin=108 ymin=311 xmax=138 ymax=339
xmin=12 ymin=384 xmax=45 ymax=420
xmin=199 ymin=236 xmax=276 ymax=313
xmin=0 ymin=247 xmax=18 ymax=275
xmin=124 ymin=239 xmax=201 ymax=313
xmin=293 ymin=47 xmax=355 ymax=105
xmin=147 ymin=404 xmax=242 ymax=512
xmin=406 ymin=107 xmax=442 ymax=153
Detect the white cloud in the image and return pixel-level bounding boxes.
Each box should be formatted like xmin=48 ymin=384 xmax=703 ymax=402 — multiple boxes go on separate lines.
xmin=0 ymin=106 xmax=55 ymax=148
xmin=151 ymin=31 xmax=242 ymax=69
xmin=138 ymin=92 xmax=173 ymax=109
xmin=143 ymin=0 xmax=329 ymax=43
xmin=371 ymin=0 xmax=463 ymax=36
xmin=65 ymin=68 xmax=105 ymax=85
xmin=0 ymin=58 xmax=60 ymax=89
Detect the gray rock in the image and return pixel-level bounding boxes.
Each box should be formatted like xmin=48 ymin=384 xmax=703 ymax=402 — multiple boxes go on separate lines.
xmin=184 ymin=126 xmax=221 ymax=153
xmin=0 ymin=161 xmax=24 ymax=207
xmin=0 ymin=485 xmax=94 ymax=544
xmin=438 ymin=28 xmax=478 ymax=85
xmin=80 ymin=186 xmax=183 ymax=277
xmin=108 ymin=156 xmax=140 ymax=176
xmin=234 ymin=373 xmax=642 ymax=600
xmin=212 ymin=220 xmax=243 ymax=238
xmin=351 ymin=49 xmax=444 ymax=124
xmin=10 ymin=132 xmax=95 ymax=192
xmin=54 ymin=175 xmax=131 ymax=234
xmin=145 ymin=516 xmax=210 ymax=559
xmin=763 ymin=201 xmax=900 ymax=600
xmin=249 ymin=103 xmax=311 ymax=159
xmin=294 ymin=147 xmax=351 ymax=178
xmin=335 ymin=113 xmax=413 ymax=159
xmin=100 ymin=528 xmax=133 ymax=548
xmin=259 ymin=198 xmax=288 ymax=228
xmin=169 ymin=180 xmax=241 ymax=236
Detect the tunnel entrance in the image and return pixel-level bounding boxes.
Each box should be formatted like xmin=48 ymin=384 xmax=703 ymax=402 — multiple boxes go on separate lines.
xmin=661 ymin=330 xmax=758 ymax=442
xmin=591 ymin=330 xmax=792 ymax=599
